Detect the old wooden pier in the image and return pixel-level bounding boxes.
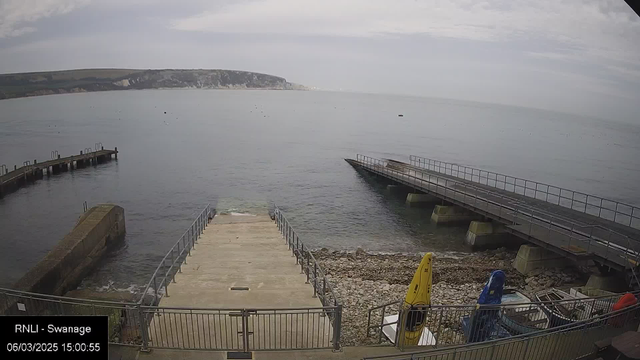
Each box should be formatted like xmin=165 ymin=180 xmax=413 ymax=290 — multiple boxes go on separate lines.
xmin=0 ymin=147 xmax=118 ymax=198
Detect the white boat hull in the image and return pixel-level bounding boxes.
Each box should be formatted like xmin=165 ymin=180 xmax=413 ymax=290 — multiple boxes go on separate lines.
xmin=382 ymin=314 xmax=437 ymax=346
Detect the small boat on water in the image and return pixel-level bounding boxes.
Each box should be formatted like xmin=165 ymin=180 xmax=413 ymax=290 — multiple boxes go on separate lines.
xmin=499 ymin=289 xmax=550 ymax=334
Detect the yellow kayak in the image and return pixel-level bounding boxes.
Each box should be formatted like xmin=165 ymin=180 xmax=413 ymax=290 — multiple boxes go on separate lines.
xmin=402 ymin=252 xmax=433 ymax=345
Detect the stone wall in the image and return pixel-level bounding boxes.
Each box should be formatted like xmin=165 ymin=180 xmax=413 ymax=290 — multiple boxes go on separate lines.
xmin=13 ymin=204 xmax=125 ymax=295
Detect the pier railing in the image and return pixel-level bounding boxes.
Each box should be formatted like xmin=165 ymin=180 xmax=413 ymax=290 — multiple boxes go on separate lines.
xmin=0 ymin=286 xmax=341 ymax=351
xmin=366 ymin=290 xmax=635 ymax=350
xmin=409 ymin=155 xmax=640 ymax=230
xmin=355 ymin=155 xmax=640 ymax=272
xmin=273 ymin=205 xmax=341 ymax=308
xmin=273 ymin=204 xmax=343 ymax=350
xmin=138 ymin=204 xmax=213 ymax=305
xmin=364 ymin=302 xmax=640 ymax=360
xmin=141 ymin=305 xmax=340 ymax=351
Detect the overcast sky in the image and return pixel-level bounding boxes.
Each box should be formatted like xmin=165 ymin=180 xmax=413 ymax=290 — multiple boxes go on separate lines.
xmin=0 ymin=0 xmax=639 ymax=124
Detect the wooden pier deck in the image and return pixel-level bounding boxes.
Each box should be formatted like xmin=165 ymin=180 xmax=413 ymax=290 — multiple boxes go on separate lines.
xmin=0 ymin=148 xmax=118 ymax=198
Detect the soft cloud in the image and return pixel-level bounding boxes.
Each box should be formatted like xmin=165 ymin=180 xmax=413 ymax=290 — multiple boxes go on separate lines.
xmin=0 ymin=0 xmax=89 ymax=38
xmin=0 ymin=0 xmax=638 ymax=124
xmin=171 ymin=0 xmax=640 ymax=74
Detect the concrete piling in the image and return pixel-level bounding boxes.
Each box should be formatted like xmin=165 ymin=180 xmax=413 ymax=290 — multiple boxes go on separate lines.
xmin=405 ymin=193 xmax=439 ymax=207
xmin=431 ymin=205 xmax=482 ymax=224
xmin=464 ymin=221 xmax=522 ymax=250
xmin=513 ymin=245 xmax=570 ymax=275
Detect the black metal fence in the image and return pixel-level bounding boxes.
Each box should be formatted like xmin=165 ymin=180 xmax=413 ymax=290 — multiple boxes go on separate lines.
xmin=364 ymin=302 xmax=640 ymax=360
xmin=0 ymin=287 xmax=341 ymax=351
xmin=409 ymin=155 xmax=640 ymax=230
xmin=367 ymin=291 xmax=632 ymax=350
xmin=143 ymin=305 xmax=339 ymax=351
xmin=0 ymin=287 xmax=146 ymax=346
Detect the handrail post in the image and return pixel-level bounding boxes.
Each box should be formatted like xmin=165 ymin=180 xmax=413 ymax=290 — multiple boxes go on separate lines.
xmin=313 ymin=263 xmax=318 ymax=298
xmin=153 ymin=277 xmax=158 ymax=305
xmin=332 ymin=304 xmax=343 ymax=351
xmin=242 ymin=309 xmax=250 ymax=353
xmin=164 ymin=276 xmax=169 ymax=297
xmin=323 ymin=277 xmax=327 ymax=304
xmin=171 ymin=249 xmax=176 ymax=282
xmin=138 ymin=305 xmax=150 ymax=351
xmin=306 ymin=248 xmax=311 ymax=283
xmin=396 ymin=306 xmax=408 ymax=351
xmin=300 ymin=243 xmax=305 ymax=274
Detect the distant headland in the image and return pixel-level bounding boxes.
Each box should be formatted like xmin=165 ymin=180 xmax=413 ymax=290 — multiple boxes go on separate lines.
xmin=0 ymin=68 xmax=308 ymax=100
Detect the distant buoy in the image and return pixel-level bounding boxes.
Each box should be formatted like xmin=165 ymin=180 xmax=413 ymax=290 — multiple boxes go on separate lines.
xmin=164 ymin=111 xmax=167 ymax=114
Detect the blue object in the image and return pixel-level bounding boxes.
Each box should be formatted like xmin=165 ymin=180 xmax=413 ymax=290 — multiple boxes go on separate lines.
xmin=462 ymin=316 xmax=511 ymax=341
xmin=477 ymin=270 xmax=506 ymax=305
xmin=467 ymin=270 xmax=506 ymax=343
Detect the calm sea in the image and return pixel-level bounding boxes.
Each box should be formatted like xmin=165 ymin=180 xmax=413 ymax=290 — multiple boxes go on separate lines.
xmin=1 ymin=89 xmax=638 ymax=290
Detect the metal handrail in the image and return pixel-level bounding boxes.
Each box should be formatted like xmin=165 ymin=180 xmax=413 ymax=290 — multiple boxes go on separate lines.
xmin=1 ymin=285 xmax=343 ymax=351
xmin=409 ymin=155 xmax=640 ymax=229
xmin=364 ymin=302 xmax=640 ymax=359
xmin=366 ymin=289 xmax=639 ymax=335
xmin=404 ymin=156 xmax=640 ymax=268
xmin=367 ymin=289 xmax=638 ymax=316
xmin=138 ymin=204 xmax=212 ymax=305
xmin=273 ymin=205 xmax=343 ymax=350
xmin=0 ymin=286 xmax=139 ymax=306
xmin=140 ymin=305 xmax=340 ymax=311
xmin=273 ymin=205 xmax=340 ymax=307
xmin=355 ymin=155 xmax=640 ymax=269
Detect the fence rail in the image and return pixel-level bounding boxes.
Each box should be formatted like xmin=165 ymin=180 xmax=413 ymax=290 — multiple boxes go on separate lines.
xmin=364 ymin=302 xmax=640 ymax=360
xmin=274 ymin=205 xmax=341 ymax=309
xmin=0 ymin=287 xmax=145 ymax=346
xmin=367 ymin=290 xmax=636 ymax=349
xmin=143 ymin=305 xmax=339 ymax=351
xmin=355 ymin=155 xmax=640 ymax=271
xmin=139 ymin=204 xmax=212 ymax=305
xmin=409 ymin=155 xmax=640 ymax=230
xmin=0 ymin=286 xmax=341 ymax=351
